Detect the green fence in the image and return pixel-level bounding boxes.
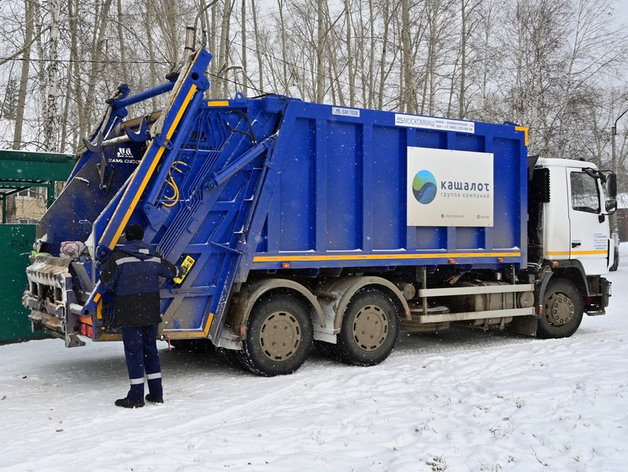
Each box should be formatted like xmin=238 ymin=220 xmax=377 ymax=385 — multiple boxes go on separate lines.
xmin=0 ymin=225 xmax=45 ymax=343
xmin=0 ymin=149 xmax=75 ymax=343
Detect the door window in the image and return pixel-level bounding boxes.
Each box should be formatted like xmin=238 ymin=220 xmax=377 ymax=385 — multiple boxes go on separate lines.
xmin=570 ymin=172 xmax=600 ymax=214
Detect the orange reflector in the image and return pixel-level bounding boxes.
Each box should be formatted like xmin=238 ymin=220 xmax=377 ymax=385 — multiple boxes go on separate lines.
xmin=448 ymin=259 xmax=456 ymax=264
xmin=497 ymin=257 xmax=504 ymax=263
xmin=552 ymin=261 xmax=559 ymax=267
xmin=281 ymin=262 xmax=291 ymax=268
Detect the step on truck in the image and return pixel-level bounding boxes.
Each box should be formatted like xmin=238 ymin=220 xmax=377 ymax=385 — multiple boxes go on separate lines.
xmin=23 ymin=45 xmax=617 ymax=376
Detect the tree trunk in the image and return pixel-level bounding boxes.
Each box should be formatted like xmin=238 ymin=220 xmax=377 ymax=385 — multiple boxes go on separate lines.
xmin=218 ymin=0 xmax=233 ymax=97
xmin=401 ymin=0 xmax=415 ymax=113
xmin=43 ymin=0 xmax=61 ymax=152
xmin=277 ymin=0 xmax=288 ymax=95
xmin=144 ymin=0 xmax=158 ymax=110
xmin=251 ymin=0 xmax=264 ymax=93
xmin=345 ymin=0 xmax=354 ymax=107
xmin=116 ymin=0 xmax=128 ymax=85
xmin=61 ymin=0 xmax=79 ymax=152
xmin=316 ymin=0 xmax=325 ymax=103
xmin=241 ymin=0 xmax=248 ymax=96
xmin=13 ymin=0 xmax=35 ymax=150
xmin=459 ymin=0 xmax=467 ymax=119
xmin=83 ymin=0 xmax=114 ymax=137
xmin=377 ymin=0 xmax=390 ymax=110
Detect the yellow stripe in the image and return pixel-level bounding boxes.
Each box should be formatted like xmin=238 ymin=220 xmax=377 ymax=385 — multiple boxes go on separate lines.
xmin=204 ymin=312 xmax=214 ymax=336
xmin=547 ymin=250 xmax=608 ymax=256
xmin=515 ymin=126 xmax=529 ymax=146
xmin=104 ymin=84 xmax=198 ymax=249
xmin=167 ymin=85 xmax=197 ymax=139
xmin=168 ymin=331 xmax=207 ymax=339
xmin=106 ymin=144 xmax=165 ymax=248
xmin=253 ymin=251 xmax=521 ymax=263
xmin=100 ymin=50 xmax=203 ymax=248
xmin=573 ymin=250 xmax=608 ymax=256
xmin=162 ymin=313 xmax=214 ymax=339
xmin=207 ymin=100 xmax=230 ymax=107
xmin=97 ymin=333 xmax=122 ymax=341
xmin=168 ymin=50 xmax=201 ymax=107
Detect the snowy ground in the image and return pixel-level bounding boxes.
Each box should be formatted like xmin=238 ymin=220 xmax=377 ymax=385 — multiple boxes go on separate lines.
xmin=2 ymin=250 xmax=628 ymax=472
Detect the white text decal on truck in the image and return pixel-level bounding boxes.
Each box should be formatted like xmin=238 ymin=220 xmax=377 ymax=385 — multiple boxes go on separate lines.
xmin=332 ymin=107 xmax=360 ymax=118
xmin=395 ymin=114 xmax=475 ymax=134
xmin=407 ymin=147 xmax=494 ymax=227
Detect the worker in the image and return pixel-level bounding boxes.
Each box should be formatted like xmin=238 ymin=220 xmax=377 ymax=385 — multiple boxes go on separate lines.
xmin=100 ymin=223 xmax=184 ymax=408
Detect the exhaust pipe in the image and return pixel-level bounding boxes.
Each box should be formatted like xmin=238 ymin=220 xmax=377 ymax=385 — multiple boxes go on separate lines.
xmin=184 ymin=26 xmax=196 ymax=57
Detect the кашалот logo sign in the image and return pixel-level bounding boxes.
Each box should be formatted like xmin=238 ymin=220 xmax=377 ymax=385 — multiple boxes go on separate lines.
xmin=406 ymin=147 xmax=494 ymax=227
xmin=412 ymin=170 xmax=437 ymax=204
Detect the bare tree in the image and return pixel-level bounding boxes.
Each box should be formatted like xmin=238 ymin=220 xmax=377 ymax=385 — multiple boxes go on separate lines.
xmin=13 ymin=0 xmax=35 ymax=151
xmin=401 ymin=0 xmax=415 ymax=113
xmin=43 ymin=0 xmax=61 ymax=152
xmin=344 ymin=0 xmax=354 ymax=107
xmin=251 ymin=0 xmax=264 ymax=93
xmin=217 ymin=0 xmax=234 ymax=97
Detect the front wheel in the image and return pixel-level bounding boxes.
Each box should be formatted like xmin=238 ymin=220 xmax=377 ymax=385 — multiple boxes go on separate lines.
xmin=332 ymin=289 xmax=399 ymax=366
xmin=237 ymin=294 xmax=313 ymax=376
xmin=538 ymin=279 xmax=584 ymax=339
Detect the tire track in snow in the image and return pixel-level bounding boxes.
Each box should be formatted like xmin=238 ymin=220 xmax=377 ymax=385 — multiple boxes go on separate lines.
xmin=152 ymin=364 xmax=347 ymax=434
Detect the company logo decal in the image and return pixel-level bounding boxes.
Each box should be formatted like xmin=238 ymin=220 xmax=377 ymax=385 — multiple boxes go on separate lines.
xmin=412 ymin=170 xmax=437 ymax=204
xmin=407 ymin=147 xmax=494 ymax=227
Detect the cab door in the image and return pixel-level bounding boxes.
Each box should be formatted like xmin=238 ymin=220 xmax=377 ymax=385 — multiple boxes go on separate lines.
xmin=567 ymin=168 xmax=610 ymax=275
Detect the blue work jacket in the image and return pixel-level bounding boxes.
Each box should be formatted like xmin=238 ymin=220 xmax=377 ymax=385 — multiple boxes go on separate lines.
xmin=100 ymin=240 xmax=182 ymax=327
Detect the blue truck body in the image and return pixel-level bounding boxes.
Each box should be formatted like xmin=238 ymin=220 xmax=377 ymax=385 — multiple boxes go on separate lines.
xmin=28 ymin=48 xmax=606 ymax=376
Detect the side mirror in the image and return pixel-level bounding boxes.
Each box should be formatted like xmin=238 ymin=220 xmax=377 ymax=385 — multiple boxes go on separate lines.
xmin=606 ymin=198 xmax=617 ymax=213
xmin=607 ymin=173 xmax=617 ymax=199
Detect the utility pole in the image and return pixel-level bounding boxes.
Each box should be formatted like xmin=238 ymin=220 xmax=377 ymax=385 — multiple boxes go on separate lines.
xmin=612 ymin=107 xmax=628 ymax=176
xmin=611 ymin=107 xmax=628 ymax=243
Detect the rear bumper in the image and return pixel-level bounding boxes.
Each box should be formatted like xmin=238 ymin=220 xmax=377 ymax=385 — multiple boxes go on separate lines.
xmin=26 ymin=305 xmax=85 ymax=347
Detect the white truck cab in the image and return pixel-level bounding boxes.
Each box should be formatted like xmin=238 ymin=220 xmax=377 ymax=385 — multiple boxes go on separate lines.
xmin=526 ymin=157 xmax=616 ymax=325
xmin=539 ymin=158 xmax=617 ymax=275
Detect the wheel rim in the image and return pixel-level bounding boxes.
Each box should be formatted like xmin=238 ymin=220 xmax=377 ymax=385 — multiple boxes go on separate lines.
xmin=352 ymin=304 xmax=389 ymax=351
xmin=259 ymin=311 xmax=302 ymax=361
xmin=545 ymin=292 xmax=575 ymax=327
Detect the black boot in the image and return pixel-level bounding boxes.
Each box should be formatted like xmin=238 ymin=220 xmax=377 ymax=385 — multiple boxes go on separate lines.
xmin=115 ymin=397 xmax=145 ymax=408
xmin=145 ymin=394 xmax=164 ymax=404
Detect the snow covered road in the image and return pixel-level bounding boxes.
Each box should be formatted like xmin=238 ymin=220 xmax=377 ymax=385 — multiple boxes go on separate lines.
xmin=2 ymin=250 xmax=628 ymax=471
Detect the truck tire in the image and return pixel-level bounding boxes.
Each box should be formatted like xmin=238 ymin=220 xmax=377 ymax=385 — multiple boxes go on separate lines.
xmin=333 ymin=289 xmax=399 ymax=366
xmin=537 ymin=279 xmax=584 ymax=339
xmin=237 ymin=294 xmax=313 ymax=376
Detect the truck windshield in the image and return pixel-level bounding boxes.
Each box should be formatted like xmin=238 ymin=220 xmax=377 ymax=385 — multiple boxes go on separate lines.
xmin=570 ymin=171 xmax=600 ymax=213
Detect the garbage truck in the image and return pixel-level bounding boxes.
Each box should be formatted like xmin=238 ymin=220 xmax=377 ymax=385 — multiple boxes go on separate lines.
xmin=22 ymin=46 xmax=617 ymax=376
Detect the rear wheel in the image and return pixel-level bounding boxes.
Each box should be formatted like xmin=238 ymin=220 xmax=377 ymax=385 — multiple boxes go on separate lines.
xmin=538 ymin=279 xmax=583 ymax=339
xmin=237 ymin=294 xmax=313 ymax=376
xmin=332 ymin=289 xmax=399 ymax=366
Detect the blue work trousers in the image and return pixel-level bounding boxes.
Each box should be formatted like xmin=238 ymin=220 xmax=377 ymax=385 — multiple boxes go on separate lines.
xmin=121 ymin=325 xmax=163 ymax=402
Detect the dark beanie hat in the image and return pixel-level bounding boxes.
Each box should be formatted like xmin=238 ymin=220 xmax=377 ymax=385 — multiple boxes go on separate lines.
xmin=125 ymin=224 xmax=144 ymax=241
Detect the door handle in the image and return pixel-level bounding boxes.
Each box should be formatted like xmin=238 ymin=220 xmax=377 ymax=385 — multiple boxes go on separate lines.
xmin=572 ymin=241 xmax=581 ymax=248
